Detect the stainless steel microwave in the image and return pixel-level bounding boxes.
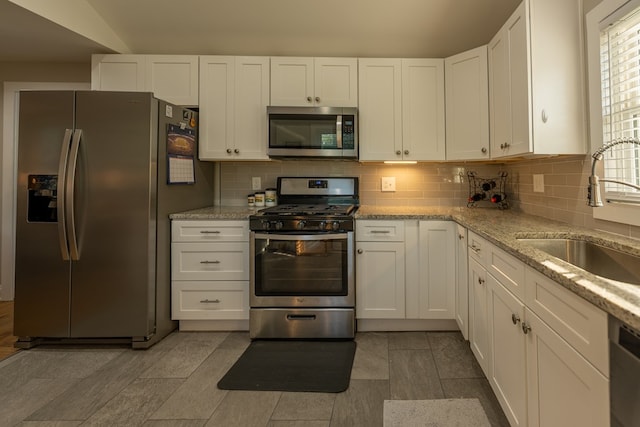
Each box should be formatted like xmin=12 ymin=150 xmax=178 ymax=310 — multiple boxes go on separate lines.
xmin=267 ymin=106 xmax=358 ymax=159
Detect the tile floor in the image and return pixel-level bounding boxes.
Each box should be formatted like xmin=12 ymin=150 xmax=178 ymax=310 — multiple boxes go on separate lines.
xmin=0 ymin=330 xmax=509 ymax=426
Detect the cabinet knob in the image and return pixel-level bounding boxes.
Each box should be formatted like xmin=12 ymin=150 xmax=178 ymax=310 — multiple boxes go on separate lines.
xmin=478 ymin=277 xmax=485 ymax=285
xmin=481 ymin=147 xmax=487 ymax=154
xmin=511 ymin=314 xmax=521 ymax=325
xmin=404 ymin=150 xmax=409 ymax=155
xmin=541 ymin=109 xmax=548 ymax=123
xmin=458 ymin=234 xmax=464 ymax=240
xmin=396 ymin=150 xmax=402 ymax=155
xmin=234 ymin=148 xmax=240 ymax=154
xmin=315 ymin=96 xmax=320 ymax=103
xmin=522 ymin=322 xmax=532 ymax=334
xmin=357 ymin=249 xmax=363 ymax=254
xmin=226 ymin=148 xmax=232 ymax=154
xmin=307 ymin=96 xmax=313 ymax=103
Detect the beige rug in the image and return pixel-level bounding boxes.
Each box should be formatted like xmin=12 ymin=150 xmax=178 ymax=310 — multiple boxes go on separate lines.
xmin=383 ymin=398 xmax=491 ymax=427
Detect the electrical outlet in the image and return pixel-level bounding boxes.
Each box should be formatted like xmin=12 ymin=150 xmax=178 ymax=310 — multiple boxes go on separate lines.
xmin=252 ymin=177 xmax=261 ymax=191
xmin=533 ymin=174 xmax=545 ymax=193
xmin=381 ymin=176 xmax=396 ymax=192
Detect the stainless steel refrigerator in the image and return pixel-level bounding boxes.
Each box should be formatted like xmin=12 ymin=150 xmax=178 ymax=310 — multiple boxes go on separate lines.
xmin=13 ymin=91 xmax=214 ymax=348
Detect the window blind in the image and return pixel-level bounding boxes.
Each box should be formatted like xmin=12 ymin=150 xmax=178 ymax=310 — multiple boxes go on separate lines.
xmin=600 ymin=6 xmax=640 ymax=202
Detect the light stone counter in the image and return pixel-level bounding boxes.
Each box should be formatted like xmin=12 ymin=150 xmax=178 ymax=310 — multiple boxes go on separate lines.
xmin=171 ymin=204 xmax=640 ymax=330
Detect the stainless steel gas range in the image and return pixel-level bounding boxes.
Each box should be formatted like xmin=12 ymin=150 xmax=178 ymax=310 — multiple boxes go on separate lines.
xmin=249 ymin=177 xmax=359 ymax=339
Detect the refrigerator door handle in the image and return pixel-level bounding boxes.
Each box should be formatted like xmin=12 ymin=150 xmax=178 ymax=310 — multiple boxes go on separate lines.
xmin=66 ymin=128 xmax=82 ymax=261
xmin=57 ymin=129 xmax=73 ymax=260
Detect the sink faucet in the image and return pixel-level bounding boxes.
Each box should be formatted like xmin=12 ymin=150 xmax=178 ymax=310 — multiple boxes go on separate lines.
xmin=588 ymin=136 xmax=640 ymax=207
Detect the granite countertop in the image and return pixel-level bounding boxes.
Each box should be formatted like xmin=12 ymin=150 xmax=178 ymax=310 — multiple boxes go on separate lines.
xmin=171 ymin=204 xmax=640 ymax=330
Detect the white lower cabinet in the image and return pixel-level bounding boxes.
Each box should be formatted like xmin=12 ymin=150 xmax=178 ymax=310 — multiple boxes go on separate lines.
xmin=468 ymin=231 xmax=610 ymax=427
xmin=170 ymin=220 xmax=250 ymax=329
xmin=355 ymin=221 xmax=406 ymax=318
xmin=488 ymin=274 xmax=527 ymax=426
xmin=355 ymin=220 xmax=455 ymax=323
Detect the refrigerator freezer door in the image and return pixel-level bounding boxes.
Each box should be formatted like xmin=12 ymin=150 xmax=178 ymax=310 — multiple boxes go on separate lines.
xmin=14 ymin=91 xmax=75 ymax=338
xmin=69 ymin=91 xmax=157 ymax=338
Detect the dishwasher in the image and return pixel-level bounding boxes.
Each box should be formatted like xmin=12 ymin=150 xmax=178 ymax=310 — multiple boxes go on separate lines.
xmin=609 ymin=316 xmax=640 ymax=427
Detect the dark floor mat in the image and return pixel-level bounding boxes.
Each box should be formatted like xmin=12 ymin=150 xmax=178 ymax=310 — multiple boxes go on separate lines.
xmin=217 ymin=340 xmax=356 ymax=393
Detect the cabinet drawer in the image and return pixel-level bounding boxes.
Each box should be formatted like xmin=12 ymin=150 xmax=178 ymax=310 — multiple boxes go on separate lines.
xmin=468 ymin=230 xmax=488 ymax=265
xmin=486 ymin=242 xmax=525 ymax=300
xmin=172 ymin=281 xmax=249 ymax=320
xmin=525 ymin=267 xmax=608 ymax=375
xmin=171 ymin=242 xmax=249 ymax=281
xmin=356 ymin=220 xmax=405 ymax=241
xmin=172 ymin=220 xmax=249 ymax=242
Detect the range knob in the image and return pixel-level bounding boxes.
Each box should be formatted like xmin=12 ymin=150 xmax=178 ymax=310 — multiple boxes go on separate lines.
xmin=331 ymin=221 xmax=341 ymax=231
xmin=274 ymin=221 xmax=284 ymax=230
xmin=261 ymin=220 xmax=271 ymax=230
xmin=318 ymin=221 xmax=327 ymax=230
xmin=296 ymin=220 xmax=307 ymax=230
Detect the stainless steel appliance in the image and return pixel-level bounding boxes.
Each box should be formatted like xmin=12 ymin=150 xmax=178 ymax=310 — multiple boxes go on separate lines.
xmin=267 ymin=107 xmax=358 ymax=159
xmin=13 ymin=90 xmax=214 ymax=349
xmin=249 ymin=177 xmax=358 ymax=339
xmin=609 ymin=316 xmax=640 ymax=427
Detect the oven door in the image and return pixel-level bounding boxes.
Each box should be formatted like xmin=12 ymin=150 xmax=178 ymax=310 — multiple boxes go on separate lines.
xmin=250 ymin=231 xmax=354 ymax=307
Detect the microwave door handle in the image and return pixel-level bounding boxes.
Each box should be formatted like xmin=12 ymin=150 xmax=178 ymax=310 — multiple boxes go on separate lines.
xmin=336 ymin=114 xmax=343 ymax=149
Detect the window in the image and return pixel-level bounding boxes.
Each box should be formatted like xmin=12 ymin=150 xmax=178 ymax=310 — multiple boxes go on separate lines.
xmin=587 ymin=0 xmax=640 ymax=226
xmin=600 ymin=4 xmax=640 ymax=201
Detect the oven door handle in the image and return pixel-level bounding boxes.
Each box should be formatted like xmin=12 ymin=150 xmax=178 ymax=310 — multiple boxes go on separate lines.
xmin=252 ymin=233 xmax=349 ymax=241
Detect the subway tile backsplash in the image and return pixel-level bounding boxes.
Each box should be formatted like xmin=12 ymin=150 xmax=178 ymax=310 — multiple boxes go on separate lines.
xmin=218 ymin=155 xmax=640 ymax=239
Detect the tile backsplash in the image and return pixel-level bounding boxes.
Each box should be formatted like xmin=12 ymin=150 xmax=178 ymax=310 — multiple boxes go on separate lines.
xmin=218 ymin=155 xmax=640 ymax=239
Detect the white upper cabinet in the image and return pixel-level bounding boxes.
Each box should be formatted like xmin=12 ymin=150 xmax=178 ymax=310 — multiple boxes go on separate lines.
xmin=488 ymin=0 xmax=586 ymax=158
xmin=198 ymin=56 xmax=270 ymax=161
xmin=270 ymin=57 xmax=358 ymax=107
xmin=91 ymin=54 xmax=199 ymax=106
xmin=445 ymin=46 xmax=490 ymax=160
xmin=358 ymin=58 xmax=445 ymax=161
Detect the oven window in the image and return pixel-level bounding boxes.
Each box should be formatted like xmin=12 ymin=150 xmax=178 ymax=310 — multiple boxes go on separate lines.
xmin=254 ymin=236 xmax=348 ymax=296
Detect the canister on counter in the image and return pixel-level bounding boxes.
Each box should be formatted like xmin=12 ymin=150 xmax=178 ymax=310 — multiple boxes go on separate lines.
xmin=247 ymin=194 xmax=255 ymax=207
xmin=254 ymin=191 xmax=265 ymax=207
xmin=265 ymin=188 xmax=277 ymax=207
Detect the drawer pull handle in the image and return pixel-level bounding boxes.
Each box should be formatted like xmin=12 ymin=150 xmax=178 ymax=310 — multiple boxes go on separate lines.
xmin=511 ymin=314 xmax=521 ymax=325
xmin=200 ymin=230 xmax=221 ymax=234
xmin=370 ymin=230 xmax=391 ymax=234
xmin=286 ymin=314 xmax=317 ymax=321
xmin=200 ymin=299 xmax=221 ymax=304
xmin=522 ymin=322 xmax=532 ymax=334
xmin=200 ymin=260 xmax=221 ymax=264
xmin=470 ymin=245 xmax=481 ymax=254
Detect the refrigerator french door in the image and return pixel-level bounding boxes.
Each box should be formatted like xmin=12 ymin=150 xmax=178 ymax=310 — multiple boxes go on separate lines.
xmin=13 ymin=90 xmax=211 ymax=347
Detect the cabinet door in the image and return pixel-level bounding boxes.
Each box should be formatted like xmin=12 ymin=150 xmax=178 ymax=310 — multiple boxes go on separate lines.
xmin=233 ymin=56 xmax=270 ymax=160
xmin=418 ymin=221 xmax=455 ymax=319
xmin=314 ymin=58 xmax=358 ymax=107
xmin=355 ymin=241 xmax=405 ymax=319
xmin=504 ymin=2 xmax=531 ymax=157
xmin=455 ymin=225 xmax=469 ymax=339
xmin=445 ymin=46 xmax=490 ymax=161
xmin=198 ymin=56 xmax=235 ymax=160
xmin=358 ymin=58 xmax=402 ymax=161
xmin=469 ymin=256 xmax=489 ymax=375
xmin=401 ymin=59 xmax=445 ymax=161
xmin=488 ymin=275 xmax=527 ymax=427
xmin=270 ymin=57 xmax=314 ymax=106
xmin=91 ymin=54 xmax=145 ymax=92
xmin=488 ymin=30 xmax=510 ymax=158
xmin=147 ymin=55 xmax=199 ymax=106
xmin=526 ymin=309 xmax=609 ymax=427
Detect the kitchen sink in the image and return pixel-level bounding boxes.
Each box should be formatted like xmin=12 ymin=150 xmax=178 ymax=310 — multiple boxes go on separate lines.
xmin=516 ymin=238 xmax=640 ymax=285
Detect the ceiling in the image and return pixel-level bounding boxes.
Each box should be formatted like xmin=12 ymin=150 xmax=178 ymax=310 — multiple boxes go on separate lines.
xmin=1 ymin=0 xmax=523 ymax=63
